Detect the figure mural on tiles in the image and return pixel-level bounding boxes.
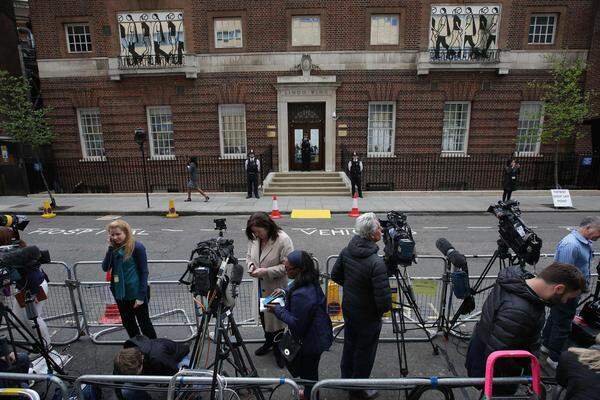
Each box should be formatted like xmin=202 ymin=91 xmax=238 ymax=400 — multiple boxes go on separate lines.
xmin=118 ymin=11 xmax=185 ymax=67
xmin=430 ymin=4 xmax=500 ymax=61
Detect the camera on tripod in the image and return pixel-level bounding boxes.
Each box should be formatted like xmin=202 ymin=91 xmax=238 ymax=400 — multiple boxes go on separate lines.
xmin=487 ymin=200 xmax=542 ymax=266
xmin=179 ymin=219 xmax=243 ymax=310
xmin=380 ymin=211 xmax=416 ymax=273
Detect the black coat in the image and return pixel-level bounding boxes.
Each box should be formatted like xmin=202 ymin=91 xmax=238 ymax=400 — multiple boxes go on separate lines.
xmin=467 ymin=267 xmax=546 ymax=377
xmin=556 ymin=347 xmax=600 ymax=400
xmin=331 ymin=235 xmax=392 ymax=323
xmin=502 ymin=166 xmax=520 ymax=191
xmin=123 ymin=335 xmax=189 ymax=376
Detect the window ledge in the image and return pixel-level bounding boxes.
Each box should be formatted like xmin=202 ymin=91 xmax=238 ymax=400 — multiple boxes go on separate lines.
xmin=149 ymin=155 xmax=176 ymax=161
xmin=80 ymin=156 xmax=106 ymax=162
xmin=514 ymin=152 xmax=543 ymax=158
xmin=220 ymin=154 xmax=246 ymax=160
xmin=367 ymin=153 xmax=395 ymax=158
xmin=440 ymin=152 xmax=470 ymax=158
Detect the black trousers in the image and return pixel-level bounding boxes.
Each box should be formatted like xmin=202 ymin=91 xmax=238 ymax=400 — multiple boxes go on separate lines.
xmin=341 ymin=319 xmax=381 ymax=380
xmin=350 ymin=175 xmax=362 ymax=197
xmin=502 ymin=189 xmax=512 ymax=202
xmin=302 ymin=155 xmax=311 ymax=171
xmin=247 ymin=173 xmax=259 ymax=197
xmin=116 ymin=299 xmax=157 ymax=339
xmin=288 ymin=351 xmax=321 ymax=399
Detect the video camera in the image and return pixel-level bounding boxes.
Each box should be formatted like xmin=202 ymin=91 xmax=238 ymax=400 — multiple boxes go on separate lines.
xmin=380 ymin=211 xmax=416 ymax=274
xmin=487 ymin=200 xmax=542 ymax=266
xmin=179 ymin=219 xmax=243 ymax=311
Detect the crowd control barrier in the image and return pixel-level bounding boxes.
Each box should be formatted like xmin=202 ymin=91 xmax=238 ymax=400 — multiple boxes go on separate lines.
xmin=0 ymin=372 xmax=68 ymax=400
xmin=0 ymin=388 xmax=40 ymax=399
xmin=74 ymin=374 xmax=301 ymax=400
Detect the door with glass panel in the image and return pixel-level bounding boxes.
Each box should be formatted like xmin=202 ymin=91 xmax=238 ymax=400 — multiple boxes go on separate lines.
xmin=288 ymin=103 xmax=325 ymax=171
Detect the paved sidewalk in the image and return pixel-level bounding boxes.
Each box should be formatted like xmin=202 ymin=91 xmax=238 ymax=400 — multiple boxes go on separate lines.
xmin=1 ymin=190 xmax=600 ymax=215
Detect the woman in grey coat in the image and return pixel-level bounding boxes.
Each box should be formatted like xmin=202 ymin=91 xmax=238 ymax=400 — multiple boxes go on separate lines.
xmin=185 ymin=156 xmax=209 ymax=202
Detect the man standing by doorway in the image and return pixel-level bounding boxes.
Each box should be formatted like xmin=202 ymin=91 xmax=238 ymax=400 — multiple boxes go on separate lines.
xmin=542 ymin=216 xmax=600 ymax=368
xmin=347 ymin=152 xmax=363 ymax=198
xmin=245 ymin=150 xmax=260 ymax=199
xmin=301 ymin=134 xmax=311 ymax=171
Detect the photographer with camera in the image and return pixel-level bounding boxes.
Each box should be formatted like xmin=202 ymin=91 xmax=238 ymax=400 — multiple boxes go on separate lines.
xmin=542 ymin=216 xmax=600 ymax=369
xmin=102 ymin=220 xmax=156 ymax=339
xmin=502 ymin=159 xmax=520 ymax=202
xmin=0 ymin=227 xmax=52 ymax=350
xmin=466 ymin=263 xmax=586 ymax=396
xmin=265 ymin=250 xmax=333 ymax=400
xmin=245 ymin=212 xmax=294 ymax=368
xmin=331 ymin=212 xmax=391 ymax=400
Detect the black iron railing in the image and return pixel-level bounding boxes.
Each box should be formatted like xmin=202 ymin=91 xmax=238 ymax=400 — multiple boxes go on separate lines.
xmin=341 ymin=147 xmax=600 ymax=191
xmin=429 ymin=48 xmax=501 ymax=63
xmin=29 ymin=146 xmax=273 ymax=194
xmin=118 ymin=54 xmax=185 ymax=70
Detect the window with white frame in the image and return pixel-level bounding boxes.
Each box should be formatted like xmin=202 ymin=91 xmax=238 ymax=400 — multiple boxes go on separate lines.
xmin=77 ymin=108 xmax=105 ymax=159
xmin=370 ymin=15 xmax=399 ymax=45
xmin=214 ymin=18 xmax=243 ymax=48
xmin=219 ymin=104 xmax=247 ymax=158
xmin=528 ymin=14 xmax=557 ymax=44
xmin=66 ymin=23 xmax=92 ymax=53
xmin=442 ymin=102 xmax=470 ymax=154
xmin=516 ymin=102 xmax=543 ymax=155
xmin=367 ymin=102 xmax=395 ymax=156
xmin=291 ymin=16 xmax=320 ymax=47
xmin=147 ymin=106 xmax=175 ymax=158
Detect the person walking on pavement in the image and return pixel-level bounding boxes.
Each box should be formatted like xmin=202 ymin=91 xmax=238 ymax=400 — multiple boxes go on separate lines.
xmin=502 ymin=159 xmax=520 ymax=202
xmin=185 ymin=156 xmax=209 ymax=202
xmin=466 ymin=263 xmax=585 ymax=396
xmin=245 ymin=150 xmax=261 ymax=199
xmin=347 ymin=151 xmax=363 ymax=198
xmin=301 ymin=134 xmax=311 ymax=171
xmin=102 ymin=219 xmax=157 ymax=339
xmin=331 ymin=212 xmax=392 ymax=400
xmin=542 ymin=216 xmax=600 ymax=369
xmin=266 ymin=250 xmax=333 ymax=400
xmin=245 ymin=212 xmax=294 ymax=368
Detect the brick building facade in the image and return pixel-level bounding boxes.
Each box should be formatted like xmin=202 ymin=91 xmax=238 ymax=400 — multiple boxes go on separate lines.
xmin=28 ymin=0 xmax=600 ymax=191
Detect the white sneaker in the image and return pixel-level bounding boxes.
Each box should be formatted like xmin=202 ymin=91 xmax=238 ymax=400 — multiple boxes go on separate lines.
xmin=546 ymin=356 xmax=558 ymax=370
xmin=540 ymin=345 xmax=550 ymax=355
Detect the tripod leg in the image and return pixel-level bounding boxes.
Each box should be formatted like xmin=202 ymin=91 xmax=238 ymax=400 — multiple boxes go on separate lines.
xmin=210 ymin=306 xmax=224 ymax=400
xmin=190 ymin=312 xmax=211 ymax=370
xmin=390 ymin=304 xmax=407 ymax=376
xmin=227 ymin=313 xmax=265 ymax=400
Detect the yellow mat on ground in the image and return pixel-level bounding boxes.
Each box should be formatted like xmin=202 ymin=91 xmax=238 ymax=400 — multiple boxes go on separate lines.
xmin=290 ymin=209 xmax=332 ymax=219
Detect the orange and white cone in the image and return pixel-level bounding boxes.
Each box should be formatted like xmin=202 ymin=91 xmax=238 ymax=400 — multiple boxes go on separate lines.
xmin=348 ymin=193 xmax=360 ymax=218
xmin=270 ymin=195 xmax=282 ymax=219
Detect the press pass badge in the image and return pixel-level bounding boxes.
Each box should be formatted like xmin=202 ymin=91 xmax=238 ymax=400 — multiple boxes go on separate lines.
xmin=113 ymin=275 xmax=119 ymax=283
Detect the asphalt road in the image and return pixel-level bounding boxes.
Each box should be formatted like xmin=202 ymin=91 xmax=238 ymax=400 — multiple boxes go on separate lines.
xmin=17 ymin=212 xmax=591 ymax=282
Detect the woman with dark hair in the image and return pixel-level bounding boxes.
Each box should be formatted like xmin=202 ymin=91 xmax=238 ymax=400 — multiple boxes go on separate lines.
xmin=185 ymin=156 xmax=209 ymax=202
xmin=245 ymin=212 xmax=293 ymax=367
xmin=266 ymin=250 xmax=333 ymax=399
xmin=502 ymin=158 xmax=520 ymax=202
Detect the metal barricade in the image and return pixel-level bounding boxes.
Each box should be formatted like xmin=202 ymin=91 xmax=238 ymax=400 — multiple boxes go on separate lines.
xmin=0 ymin=372 xmax=68 ymax=400
xmin=0 ymin=388 xmax=40 ymax=399
xmin=0 ymin=261 xmax=81 ymax=346
xmin=310 ymin=377 xmax=535 ymax=400
xmin=74 ymin=374 xmax=301 ymax=400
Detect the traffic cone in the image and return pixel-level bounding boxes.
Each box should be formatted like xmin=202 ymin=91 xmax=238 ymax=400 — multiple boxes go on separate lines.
xmin=348 ymin=193 xmax=360 ymax=218
xmin=99 ymin=270 xmax=122 ymax=324
xmin=166 ymin=199 xmax=179 ymax=218
xmin=41 ymin=200 xmax=56 ymax=219
xmin=270 ymin=195 xmax=282 ymax=219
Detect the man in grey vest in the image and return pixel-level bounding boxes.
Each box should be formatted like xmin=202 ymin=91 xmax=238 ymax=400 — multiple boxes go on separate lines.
xmin=245 ymin=150 xmax=261 ymax=199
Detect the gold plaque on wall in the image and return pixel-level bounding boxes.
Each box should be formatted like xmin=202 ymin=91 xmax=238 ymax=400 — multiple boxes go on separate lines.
xmin=267 ymin=125 xmax=276 ymax=130
xmin=337 ymin=130 xmax=348 ymax=137
xmin=267 ymin=131 xmax=277 ymax=138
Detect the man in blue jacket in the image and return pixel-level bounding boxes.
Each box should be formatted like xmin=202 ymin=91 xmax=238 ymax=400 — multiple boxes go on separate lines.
xmin=542 ymin=216 xmax=600 ymax=368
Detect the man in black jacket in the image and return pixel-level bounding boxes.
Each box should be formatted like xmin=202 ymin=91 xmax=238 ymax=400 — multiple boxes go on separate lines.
xmin=466 ymin=263 xmax=585 ymax=395
xmin=331 ymin=212 xmax=392 ymax=400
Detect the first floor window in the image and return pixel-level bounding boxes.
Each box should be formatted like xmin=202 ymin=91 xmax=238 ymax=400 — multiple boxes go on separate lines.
xmin=370 ymin=15 xmax=399 ymax=45
xmin=528 ymin=14 xmax=557 ymax=44
xmin=219 ymin=104 xmax=247 ymax=158
xmin=367 ymin=102 xmax=395 ymax=156
xmin=66 ymin=23 xmax=92 ymax=53
xmin=77 ymin=108 xmax=104 ymax=158
xmin=516 ymin=102 xmax=543 ymax=155
xmin=214 ymin=18 xmax=243 ymax=48
xmin=147 ymin=106 xmax=175 ymax=158
xmin=442 ymin=102 xmax=470 ymax=154
xmin=292 ymin=16 xmax=320 ymax=47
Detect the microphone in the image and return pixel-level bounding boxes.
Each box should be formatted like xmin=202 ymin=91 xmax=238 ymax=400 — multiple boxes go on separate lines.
xmin=435 ymin=238 xmax=467 ymax=270
xmin=435 ymin=238 xmax=470 ymax=300
xmin=230 ymin=263 xmax=244 ymax=286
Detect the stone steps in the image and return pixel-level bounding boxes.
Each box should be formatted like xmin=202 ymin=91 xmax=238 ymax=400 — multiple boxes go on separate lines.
xmin=263 ymin=172 xmax=350 ymax=196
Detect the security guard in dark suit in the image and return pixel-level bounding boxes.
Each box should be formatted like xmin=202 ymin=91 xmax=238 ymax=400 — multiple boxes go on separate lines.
xmin=347 ymin=152 xmax=363 ymax=198
xmin=245 ymin=150 xmax=261 ymax=199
